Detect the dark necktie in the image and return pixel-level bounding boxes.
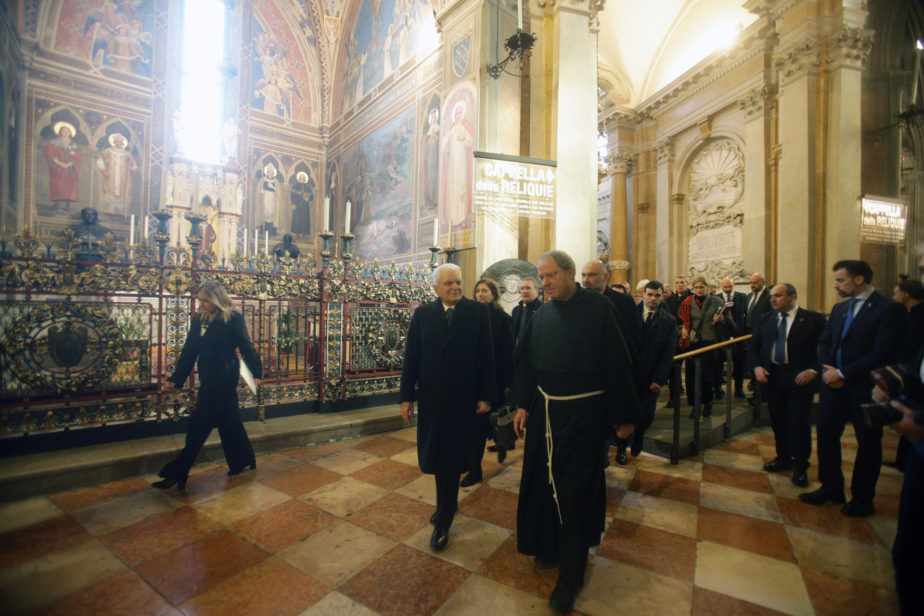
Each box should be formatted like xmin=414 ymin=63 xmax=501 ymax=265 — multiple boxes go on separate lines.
xmin=445 ymin=307 xmax=454 ymax=329
xmin=836 ymin=298 xmax=860 ymax=367
xmin=645 ymin=311 xmax=654 ymax=327
xmin=774 ymin=312 xmax=788 ymax=364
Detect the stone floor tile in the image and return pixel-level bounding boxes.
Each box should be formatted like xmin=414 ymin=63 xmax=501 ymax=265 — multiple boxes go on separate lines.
xmin=388 ymin=446 xmax=421 ymax=467
xmin=697 ymin=506 xmax=794 ymax=562
xmin=300 ymin=476 xmax=389 ymax=519
xmin=100 ymin=505 xmax=222 ymax=567
xmin=349 ymin=492 xmax=432 ymax=542
xmin=702 ymin=449 xmax=768 ymax=473
xmin=786 ymin=526 xmax=895 ymax=589
xmin=278 ymin=520 xmax=395 ymax=588
xmin=394 ymin=475 xmax=437 ymax=506
xmin=691 ymin=586 xmax=789 ymax=616
xmin=353 ymin=435 xmax=417 ymax=458
xmin=0 ymin=514 xmax=92 ymax=569
xmin=597 ymin=518 xmax=697 ymax=583
xmin=0 ymin=538 xmax=126 ymax=614
xmin=776 ymin=496 xmax=884 ymax=545
xmin=484 ymin=465 xmax=522 ymax=494
xmin=477 ymin=534 xmax=558 ymax=598
xmin=0 ymin=496 xmax=65 ymax=534
xmin=613 ymin=491 xmax=699 ymax=537
xmin=49 ymin=477 xmax=150 ymax=513
xmin=577 ymin=555 xmax=693 ymax=616
xmin=403 ymin=514 xmax=510 ymax=572
xmin=178 ymin=557 xmax=329 ymax=616
xmin=339 ymin=544 xmax=471 ymax=616
xmin=230 ymin=499 xmax=337 ymax=553
xmin=702 ymin=463 xmax=774 ymax=494
xmin=457 ymin=486 xmax=519 ymax=530
xmin=699 ymin=481 xmax=783 ymax=523
xmin=73 ymin=489 xmax=182 ymax=535
xmin=194 ymin=482 xmax=291 ymax=526
xmin=694 ymin=540 xmax=814 ymax=616
xmin=38 ymin=569 xmax=174 ymax=616
xmin=297 ymin=591 xmax=380 ymax=616
xmin=801 ymin=567 xmax=900 ymax=616
xmin=350 ymin=459 xmax=422 ymax=491
xmin=281 ymin=441 xmax=351 ymax=462
xmin=634 ymin=455 xmax=704 ymax=481
xmin=257 ymin=463 xmax=343 ymax=497
xmin=311 ymin=449 xmax=381 ymax=475
xmin=433 ymin=573 xmax=555 ymax=615
xmin=169 ymin=466 xmax=253 ymax=504
xmin=134 ymin=530 xmax=267 ymax=605
xmin=628 ymin=469 xmax=701 ymax=505
xmin=712 ymin=438 xmax=763 ymax=456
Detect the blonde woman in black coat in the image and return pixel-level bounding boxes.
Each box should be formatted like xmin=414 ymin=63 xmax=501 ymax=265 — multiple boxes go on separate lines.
xmin=153 ymin=280 xmax=263 ymax=490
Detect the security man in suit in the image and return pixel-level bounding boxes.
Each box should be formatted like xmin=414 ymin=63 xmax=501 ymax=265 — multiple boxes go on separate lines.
xmin=614 ymin=280 xmax=678 ymax=464
xmin=748 ymin=283 xmax=826 ymax=487
xmin=715 ymin=277 xmax=748 ymax=399
xmin=400 ymin=263 xmax=496 ymax=550
xmin=512 ymin=276 xmax=542 ymax=343
xmin=800 ymin=260 xmax=910 ymax=517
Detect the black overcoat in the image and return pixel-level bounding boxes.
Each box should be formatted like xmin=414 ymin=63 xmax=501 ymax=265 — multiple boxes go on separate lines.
xmin=399 ymin=297 xmax=496 ymax=474
xmin=169 ymin=311 xmax=263 ymax=389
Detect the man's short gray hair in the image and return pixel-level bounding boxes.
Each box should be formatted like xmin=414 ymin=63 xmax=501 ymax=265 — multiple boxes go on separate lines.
xmin=432 ymin=263 xmax=462 ymax=285
xmin=539 ymin=250 xmax=575 ymax=273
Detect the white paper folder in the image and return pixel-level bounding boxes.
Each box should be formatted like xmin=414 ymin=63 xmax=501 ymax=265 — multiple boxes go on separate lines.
xmin=239 ymin=357 xmax=257 ymax=395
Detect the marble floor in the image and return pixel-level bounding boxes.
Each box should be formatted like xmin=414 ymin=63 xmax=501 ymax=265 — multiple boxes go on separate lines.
xmin=0 ymin=424 xmax=902 ymax=615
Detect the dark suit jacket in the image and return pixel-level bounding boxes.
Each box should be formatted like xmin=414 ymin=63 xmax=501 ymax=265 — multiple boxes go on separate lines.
xmin=489 ymin=306 xmax=515 ymax=406
xmin=637 ymin=304 xmax=678 ymax=388
xmin=169 ymin=311 xmax=263 ymax=388
xmin=400 ymin=297 xmax=496 ymax=474
xmin=906 ymin=303 xmax=924 ymax=363
xmin=604 ymin=286 xmax=642 ymax=361
xmin=748 ymin=307 xmax=826 ymax=380
xmin=818 ymin=290 xmax=911 ymax=396
xmin=745 ymin=287 xmax=772 ymax=330
xmin=718 ymin=291 xmax=748 ymax=336
xmin=511 ymin=298 xmax=541 ymax=340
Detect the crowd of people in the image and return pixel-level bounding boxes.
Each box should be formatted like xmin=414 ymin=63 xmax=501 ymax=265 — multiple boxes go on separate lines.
xmin=154 ymin=247 xmax=924 ymax=615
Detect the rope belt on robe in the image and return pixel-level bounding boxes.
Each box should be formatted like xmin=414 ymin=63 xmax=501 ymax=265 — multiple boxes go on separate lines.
xmin=537 ymin=386 xmax=606 ymax=524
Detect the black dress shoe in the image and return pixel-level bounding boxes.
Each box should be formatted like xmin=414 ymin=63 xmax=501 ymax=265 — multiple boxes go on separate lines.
xmin=841 ymin=500 xmax=875 ymax=517
xmin=715 ymin=390 xmax=725 ymax=400
xmin=630 ymin=443 xmax=642 ymax=458
xmin=549 ymin=583 xmax=579 ymax=613
xmin=791 ymin=469 xmax=809 ymax=487
xmin=665 ymin=399 xmax=674 ymax=408
xmin=702 ymin=404 xmax=712 ymax=417
xmin=534 ymin=555 xmax=558 ymax=568
xmin=459 ymin=473 xmax=482 ymax=487
xmin=152 ymin=476 xmax=187 ymax=490
xmin=799 ymin=488 xmax=846 ymax=506
xmin=615 ymin=449 xmax=628 ymax=466
xmin=228 ymin=462 xmax=256 ymax=476
xmin=430 ymin=527 xmax=449 ymax=550
xmin=497 ymin=449 xmax=507 ymax=464
xmin=763 ymin=458 xmax=793 ymax=472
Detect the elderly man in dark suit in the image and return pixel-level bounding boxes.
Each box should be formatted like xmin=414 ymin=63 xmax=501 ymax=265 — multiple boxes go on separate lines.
xmin=400 ymin=263 xmax=496 ymax=550
xmin=581 ymin=260 xmax=641 ymax=359
xmin=800 ymin=260 xmax=910 ymax=517
xmin=613 ymin=280 xmax=677 ymax=464
xmin=749 ymin=283 xmax=826 ymax=486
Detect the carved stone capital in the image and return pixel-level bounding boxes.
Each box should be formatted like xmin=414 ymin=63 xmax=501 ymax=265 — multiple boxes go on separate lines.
xmin=737 ymin=85 xmax=772 ymax=119
xmin=670 ymin=193 xmax=686 ymax=207
xmin=606 ymin=153 xmax=633 ymax=175
xmin=773 ymin=36 xmax=820 ymax=83
xmin=828 ymin=25 xmax=874 ymax=71
xmin=608 ymin=260 xmax=630 ymax=272
xmin=656 ymin=138 xmax=673 ymax=165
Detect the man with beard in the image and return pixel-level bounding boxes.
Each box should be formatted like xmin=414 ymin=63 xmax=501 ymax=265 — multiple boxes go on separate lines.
xmin=511 ymin=250 xmax=641 ymax=613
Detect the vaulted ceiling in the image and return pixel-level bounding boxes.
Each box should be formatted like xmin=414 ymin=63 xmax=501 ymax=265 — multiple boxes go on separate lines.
xmin=597 ymin=0 xmax=759 ymax=107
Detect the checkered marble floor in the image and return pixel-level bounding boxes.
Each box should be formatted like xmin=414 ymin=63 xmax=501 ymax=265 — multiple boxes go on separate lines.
xmin=0 ymin=425 xmax=902 ymax=615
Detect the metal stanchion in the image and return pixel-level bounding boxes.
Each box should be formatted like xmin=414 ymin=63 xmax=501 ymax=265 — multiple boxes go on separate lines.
xmin=671 ymin=362 xmax=682 ymax=464
xmin=692 ymin=358 xmax=702 ymax=455
xmin=724 ymin=346 xmax=733 ymax=439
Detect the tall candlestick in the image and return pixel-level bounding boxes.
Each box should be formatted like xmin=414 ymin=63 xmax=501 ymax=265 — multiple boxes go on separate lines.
xmin=912 ymin=39 xmax=923 ymax=105
xmin=432 ymin=219 xmax=438 ymax=246
xmin=323 ymin=197 xmax=330 ymax=231
xmin=264 ymin=230 xmax=269 ymax=254
xmin=129 ymin=215 xmax=135 ymax=245
xmin=243 ymin=228 xmax=247 ymax=255
xmin=345 ymin=200 xmax=352 ymax=234
xmin=144 ymin=215 xmax=149 ymax=241
xmin=254 ymin=228 xmax=258 ymax=256
xmin=517 ymin=0 xmax=523 ymax=30
xmin=448 ymin=224 xmax=453 ymax=248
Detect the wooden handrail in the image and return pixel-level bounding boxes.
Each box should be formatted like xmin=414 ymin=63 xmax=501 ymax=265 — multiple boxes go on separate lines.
xmin=673 ymin=334 xmax=752 ymax=361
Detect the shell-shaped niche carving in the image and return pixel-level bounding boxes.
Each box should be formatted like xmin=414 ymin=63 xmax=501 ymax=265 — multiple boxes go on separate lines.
xmin=688 ymin=140 xmax=745 ymax=217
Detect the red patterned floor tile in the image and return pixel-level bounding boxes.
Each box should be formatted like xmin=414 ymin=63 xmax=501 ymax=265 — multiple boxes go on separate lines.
xmin=230 ymin=500 xmax=336 ymax=553
xmin=628 ymin=469 xmax=701 ymax=505
xmin=353 ymin=436 xmax=416 ymax=458
xmin=340 ymin=544 xmax=470 ymax=616
xmin=38 ymin=570 xmax=174 ymax=616
xmin=100 ymin=506 xmax=222 ymax=567
xmin=257 ymin=463 xmax=342 ymax=497
xmin=135 ymin=530 xmax=267 ymax=605
xmin=697 ymin=506 xmax=794 ymax=562
xmin=776 ymin=496 xmax=883 ymax=545
xmin=349 ymin=493 xmax=432 ymax=542
xmin=478 ymin=534 xmax=557 ymax=598
xmin=702 ymin=463 xmax=773 ymax=494
xmin=280 ymin=441 xmax=350 ymax=462
xmin=801 ymin=567 xmax=900 ymax=616
xmin=597 ymin=518 xmax=697 ymax=583
xmin=692 ymin=586 xmax=789 ymax=616
xmin=179 ymin=557 xmax=329 ymax=616
xmin=458 ymin=486 xmax=518 ymax=530
xmin=350 ymin=459 xmax=422 ymax=490
xmin=49 ymin=477 xmax=150 ymax=513
xmin=712 ymin=439 xmax=763 ymax=456
xmin=0 ymin=515 xmax=92 ymax=569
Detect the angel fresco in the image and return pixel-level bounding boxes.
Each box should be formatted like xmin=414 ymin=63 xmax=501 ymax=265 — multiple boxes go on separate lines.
xmin=83 ymin=1 xmax=153 ymax=76
xmin=252 ymin=32 xmax=303 ymax=119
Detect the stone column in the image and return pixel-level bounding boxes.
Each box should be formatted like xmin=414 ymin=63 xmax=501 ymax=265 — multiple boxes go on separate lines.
xmin=737 ymin=85 xmax=771 ymax=280
xmin=670 ymin=193 xmax=686 ymax=278
xmin=607 ymin=154 xmax=632 ymax=282
xmin=655 ymin=138 xmax=673 ymax=282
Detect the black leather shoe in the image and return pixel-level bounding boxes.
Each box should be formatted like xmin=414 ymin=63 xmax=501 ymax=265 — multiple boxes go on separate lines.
xmin=791 ymin=469 xmax=809 ymax=487
xmin=630 ymin=443 xmax=642 ymax=458
xmin=799 ymin=488 xmax=846 ymax=506
xmin=534 ymin=555 xmax=558 ymax=569
xmin=549 ymin=583 xmax=578 ymax=613
xmin=665 ymin=399 xmax=674 ymax=408
xmin=497 ymin=449 xmax=507 ymax=464
xmin=430 ymin=527 xmax=449 ymax=550
xmin=152 ymin=476 xmax=187 ymax=490
xmin=228 ymin=462 xmax=256 ymax=476
xmin=459 ymin=473 xmax=482 ymax=487
xmin=841 ymin=500 xmax=875 ymax=517
xmin=763 ymin=458 xmax=793 ymax=473
xmin=615 ymin=448 xmax=628 ymax=466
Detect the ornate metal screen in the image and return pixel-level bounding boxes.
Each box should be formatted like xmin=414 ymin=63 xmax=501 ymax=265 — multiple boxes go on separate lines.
xmin=0 ymin=226 xmax=434 ymax=438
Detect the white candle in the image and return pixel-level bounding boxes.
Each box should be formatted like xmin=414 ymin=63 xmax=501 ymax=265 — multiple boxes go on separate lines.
xmin=912 ymin=39 xmax=923 ymax=105
xmin=129 ymin=215 xmax=135 ymax=245
xmin=449 ymin=224 xmax=453 ymax=248
xmin=323 ymin=197 xmax=330 ymax=231
xmin=243 ymin=228 xmax=247 ymax=255
xmin=144 ymin=215 xmax=149 ymax=241
xmin=254 ymin=228 xmax=258 ymax=256
xmin=264 ymin=230 xmax=269 ymax=254
xmin=345 ymin=200 xmax=352 ymax=234
xmin=432 ymin=219 xmax=438 ymax=246
xmin=517 ymin=0 xmax=523 ymax=30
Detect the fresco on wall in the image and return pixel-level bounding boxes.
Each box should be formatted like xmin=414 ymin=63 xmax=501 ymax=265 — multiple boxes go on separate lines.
xmin=33 ymin=103 xmax=144 ymax=226
xmin=250 ymin=151 xmax=319 ymax=244
xmin=53 ymin=0 xmax=155 ymax=78
xmin=342 ymin=107 xmax=415 ymax=259
xmin=339 ymin=0 xmax=439 ymax=115
xmin=417 ymin=93 xmax=440 ymax=220
xmin=289 ymin=163 xmax=317 ymax=238
xmin=439 ymin=79 xmax=477 ymax=233
xmin=251 ymin=2 xmax=312 ymax=123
